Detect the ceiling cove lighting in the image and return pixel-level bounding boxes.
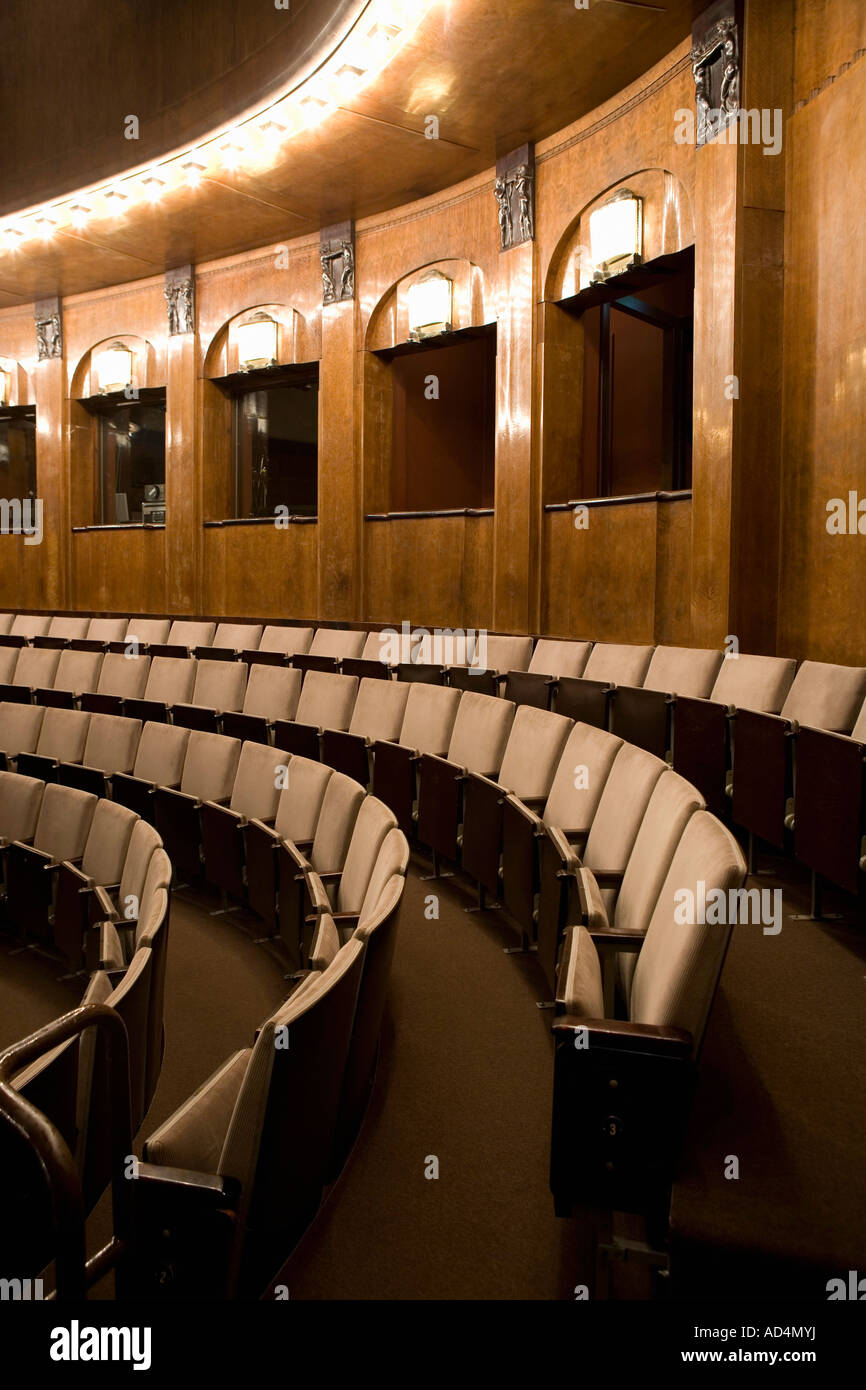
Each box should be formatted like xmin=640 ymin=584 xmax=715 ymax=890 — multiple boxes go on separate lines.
xmin=408 ymin=270 xmax=453 ymax=341
xmin=589 ymin=190 xmax=643 ymax=280
xmin=0 ymin=367 xmax=9 ymax=406
xmin=94 ymin=342 xmax=133 ymax=395
xmin=0 ymin=0 xmax=438 ymax=249
xmin=235 ymin=312 xmax=278 ymax=371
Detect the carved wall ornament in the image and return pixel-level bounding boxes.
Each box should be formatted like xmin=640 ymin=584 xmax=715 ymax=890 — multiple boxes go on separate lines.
xmin=494 ymin=145 xmax=535 ymax=251
xmin=35 ymin=297 xmax=62 ymax=360
xmin=691 ymin=14 xmax=740 ymax=147
xmin=164 ymin=265 xmax=195 ymax=335
xmin=320 ymin=221 xmax=355 ymax=304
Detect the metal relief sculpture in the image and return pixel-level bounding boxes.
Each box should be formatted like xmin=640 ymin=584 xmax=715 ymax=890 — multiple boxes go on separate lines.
xmin=320 ymin=221 xmax=355 ymax=305
xmin=494 ymin=146 xmax=535 ymax=251
xmin=691 ymin=14 xmax=740 ymax=147
xmin=164 ymin=265 xmax=195 ymax=335
xmin=35 ymin=298 xmax=62 ymax=360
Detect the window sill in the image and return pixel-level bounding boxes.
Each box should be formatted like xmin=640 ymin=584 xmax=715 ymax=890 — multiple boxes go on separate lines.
xmin=543 ymin=490 xmax=692 ymax=513
xmin=203 ymin=515 xmax=317 ymax=528
xmin=364 ymin=508 xmax=494 ymax=522
xmin=72 ymin=523 xmax=166 ymax=532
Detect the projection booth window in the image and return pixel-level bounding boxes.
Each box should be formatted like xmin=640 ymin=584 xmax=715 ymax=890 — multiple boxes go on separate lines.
xmin=0 ymin=406 xmax=37 ymax=502
xmin=229 ymin=365 xmax=319 ymax=521
xmin=82 ymin=389 xmax=167 ymax=526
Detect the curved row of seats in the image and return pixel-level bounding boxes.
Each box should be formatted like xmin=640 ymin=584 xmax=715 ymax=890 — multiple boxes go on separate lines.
xmin=0 ymin=720 xmax=411 ymax=1297
xmin=1 ymin=611 xmax=864 ymax=907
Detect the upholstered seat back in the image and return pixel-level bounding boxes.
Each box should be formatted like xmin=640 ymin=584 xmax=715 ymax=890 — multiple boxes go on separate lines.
xmin=629 ymin=810 xmax=746 ymax=1047
xmin=132 ymin=721 xmax=190 ymax=784
xmin=10 ymin=614 xmax=51 ymax=640
xmin=583 ymin=744 xmax=668 ymax=885
xmin=229 ymin=741 xmax=290 ymax=820
xmin=614 ymin=770 xmax=705 ymax=941
xmin=466 ymin=634 xmax=533 ymax=674
xmin=12 ymin=646 xmax=61 ymax=688
xmin=496 ymin=705 xmax=573 ymax=799
xmin=80 ymin=800 xmax=138 ymax=884
xmin=348 ymin=679 xmax=409 ymax=742
xmin=190 ymin=658 xmax=247 ymax=712
xmin=214 ymin=622 xmax=263 ymax=651
xmin=542 ymin=723 xmax=622 ymax=832
xmin=335 ymin=797 xmax=398 ymax=913
xmin=709 ymin=652 xmax=796 ymax=713
xmin=97 ymin=651 xmax=150 ymax=699
xmin=528 ymin=638 xmax=592 ymax=678
xmin=81 ymin=713 xmax=141 ymax=774
xmin=33 ymin=784 xmax=97 ymax=861
xmin=144 ymin=656 xmax=196 ymax=704
xmin=119 ymin=819 xmax=163 ymax=907
xmin=0 ymin=702 xmax=45 ymax=756
xmin=259 ymin=624 xmax=314 ymax=656
xmin=242 ymin=664 xmax=301 ymax=720
xmin=52 ymin=650 xmax=103 ymax=693
xmin=583 ymin=643 xmax=655 ymax=687
xmin=398 ymin=683 xmax=461 ymax=754
xmin=446 ymin=691 xmax=516 ymax=774
xmin=295 ymin=670 xmax=359 ymax=731
xmin=309 ymin=628 xmax=366 ymax=660
xmin=0 ymin=771 xmax=43 ymax=843
xmin=642 ymin=645 xmax=724 ymax=698
xmin=310 ymin=772 xmax=365 ymax=873
xmin=124 ymin=618 xmax=170 ymax=647
xmin=36 ymin=707 xmax=91 ymax=762
xmin=179 ymin=731 xmax=241 ymax=802
xmin=86 ymin=617 xmax=128 ymax=643
xmin=47 ymin=616 xmax=91 ymax=642
xmin=274 ymin=756 xmax=333 ymax=842
xmin=780 ymin=660 xmax=866 ymax=733
xmin=852 ymin=696 xmax=866 ymax=744
xmin=167 ymin=619 xmax=216 ymax=650
xmin=357 ymin=834 xmax=410 ymax=926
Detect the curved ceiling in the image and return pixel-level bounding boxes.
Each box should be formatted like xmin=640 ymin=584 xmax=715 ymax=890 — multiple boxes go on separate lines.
xmin=0 ymin=0 xmax=698 ymax=308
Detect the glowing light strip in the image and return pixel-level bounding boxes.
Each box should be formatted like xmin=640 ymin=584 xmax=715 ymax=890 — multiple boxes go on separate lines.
xmin=0 ymin=0 xmax=436 ymax=247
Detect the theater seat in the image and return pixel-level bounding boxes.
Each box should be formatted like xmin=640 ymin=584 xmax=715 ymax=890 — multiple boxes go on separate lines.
xmin=0 ymin=770 xmax=44 ymax=848
xmin=119 ymin=617 xmax=171 ymax=653
xmin=504 ymin=638 xmax=593 ymax=709
xmin=221 ymin=664 xmax=302 ymax=744
xmin=35 ymin=616 xmax=92 ymax=649
xmin=8 ymin=613 xmax=52 ymax=644
xmin=171 ymin=658 xmax=247 ymax=732
xmin=132 ymin=938 xmax=364 ymax=1299
xmin=17 ymin=706 xmax=91 ymax=782
xmin=200 ymin=741 xmax=291 ymax=901
xmin=293 ymin=627 xmax=366 ymax=675
xmin=113 ymin=721 xmax=191 ymax=822
xmin=321 ymin=678 xmax=409 ymax=785
xmin=79 ymin=617 xmax=129 ymax=649
xmin=273 ymin=669 xmax=358 ymax=760
xmin=372 ymin=683 xmax=462 ymax=833
xmin=151 ymin=619 xmax=216 ymax=659
xmin=52 ymin=799 xmax=139 ymax=969
xmin=276 ymin=771 xmax=364 ymax=966
xmin=550 ymin=811 xmax=745 ymax=1220
xmin=153 ymin=731 xmax=241 ymax=882
xmin=80 ymin=650 xmax=150 ymax=716
xmin=89 ymin=819 xmax=163 ymax=966
xmin=57 ymin=712 xmax=141 ymax=797
xmin=0 ymin=701 xmax=45 ymax=770
xmin=792 ymin=694 xmax=866 ymax=902
xmin=245 ymin=624 xmax=314 ymax=666
xmin=559 ymin=767 xmax=705 ymax=1014
xmin=610 ymin=645 xmax=724 ymax=759
xmin=499 ymin=722 xmax=622 ymax=992
xmin=0 ymin=644 xmax=61 ymax=703
xmin=416 ymin=690 xmax=516 ymax=870
xmin=203 ymin=622 xmax=264 ymax=662
xmin=461 ymin=705 xmax=573 ymax=912
xmin=244 ymin=756 xmax=334 ymax=936
xmin=95 ymin=846 xmax=171 ymax=975
xmin=4 ymin=783 xmax=98 ymax=946
xmin=124 ymin=655 xmax=197 ymax=724
xmin=671 ymin=653 xmax=796 ymax=816
xmin=302 ymin=797 xmax=398 ymax=931
xmin=341 ymin=630 xmax=395 ymax=681
xmin=555 ymin=642 xmax=655 ymax=729
xmin=732 ymin=660 xmax=866 ymax=853
xmin=448 ymin=634 xmax=534 ymax=697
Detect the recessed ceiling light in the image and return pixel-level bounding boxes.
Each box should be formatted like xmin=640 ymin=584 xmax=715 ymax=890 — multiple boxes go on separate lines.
xmin=182 ymin=158 xmax=206 ymax=187
xmin=35 ymin=216 xmax=57 ymax=240
xmin=69 ymin=203 xmax=91 ymax=229
xmin=142 ymin=174 xmax=166 ymax=202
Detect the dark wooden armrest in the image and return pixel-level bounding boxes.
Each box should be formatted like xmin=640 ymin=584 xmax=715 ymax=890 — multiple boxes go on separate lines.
xmin=588 ymin=925 xmax=644 ymax=954
xmin=133 ymin=1161 xmax=238 ymax=1207
xmin=552 ymin=1015 xmax=692 ymax=1057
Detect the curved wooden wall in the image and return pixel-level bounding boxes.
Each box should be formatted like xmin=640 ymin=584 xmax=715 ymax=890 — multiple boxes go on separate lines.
xmin=0 ymin=6 xmax=864 ymax=666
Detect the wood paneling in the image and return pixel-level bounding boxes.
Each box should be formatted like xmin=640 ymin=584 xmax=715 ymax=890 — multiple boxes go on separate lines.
xmin=542 ymin=500 xmax=659 ymax=644
xmin=364 ymin=514 xmax=493 ymax=631
xmin=72 ymin=527 xmax=165 ymax=615
xmin=201 ymin=523 xmax=318 ymax=621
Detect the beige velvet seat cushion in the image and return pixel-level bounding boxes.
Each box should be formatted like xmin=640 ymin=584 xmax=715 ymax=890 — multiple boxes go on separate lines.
xmin=190 ymin=659 xmax=247 ymax=713
xmin=446 ymin=691 xmax=516 ymax=774
xmin=242 ymin=664 xmax=301 ymax=721
xmin=179 ymin=731 xmax=241 ymax=802
xmin=0 ymin=702 xmax=45 ymax=757
xmin=167 ymin=620 xmax=216 ymax=650
xmin=81 ymin=799 xmax=138 ymax=884
xmin=542 ymin=723 xmax=622 ymax=833
xmin=398 ymin=684 xmax=461 ymax=755
xmin=558 ymin=924 xmax=604 ymax=1016
xmin=34 ymin=784 xmax=97 ymax=861
xmin=0 ymin=771 xmax=44 ymax=843
xmin=144 ymin=657 xmax=197 ymax=704
xmin=642 ymin=645 xmax=724 ymax=698
xmin=10 ymin=614 xmax=51 ymax=640
xmin=48 ymin=616 xmax=91 ymax=641
xmin=229 ymin=742 xmax=291 ymax=820
xmin=348 ymin=679 xmax=409 ymax=742
xmin=496 ymin=706 xmax=573 ymax=800
xmin=82 ymin=713 xmax=141 ymax=774
xmin=335 ymin=797 xmax=398 ymax=913
xmin=309 ymin=628 xmax=366 ymax=660
xmin=309 ymin=773 xmax=365 ymax=873
xmin=36 ymin=707 xmax=91 ymax=762
xmin=143 ymin=1049 xmax=251 ymax=1172
xmin=528 ymin=639 xmax=592 ymax=679
xmin=97 ymin=651 xmax=150 ymax=699
xmin=295 ymin=671 xmax=359 ymax=731
xmin=273 ymin=757 xmax=333 ymax=842
xmin=14 ymin=646 xmax=61 ymax=688
xmin=214 ymin=622 xmax=263 ymax=651
xmin=583 ymin=744 xmax=668 ymax=915
xmin=852 ymin=697 xmax=866 ymax=744
xmin=357 ymin=830 xmax=409 ymax=922
xmin=709 ymin=653 xmax=796 ymax=713
xmin=132 ymin=721 xmax=190 ymax=784
xmin=583 ymin=643 xmax=655 ymax=687
xmin=780 ymin=660 xmax=866 ymax=733
xmin=125 ymin=618 xmax=170 ymax=647
xmin=53 ymin=650 xmax=103 ymax=694
xmin=87 ymin=617 xmax=128 ymax=643
xmin=260 ymin=624 xmax=313 ymax=656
